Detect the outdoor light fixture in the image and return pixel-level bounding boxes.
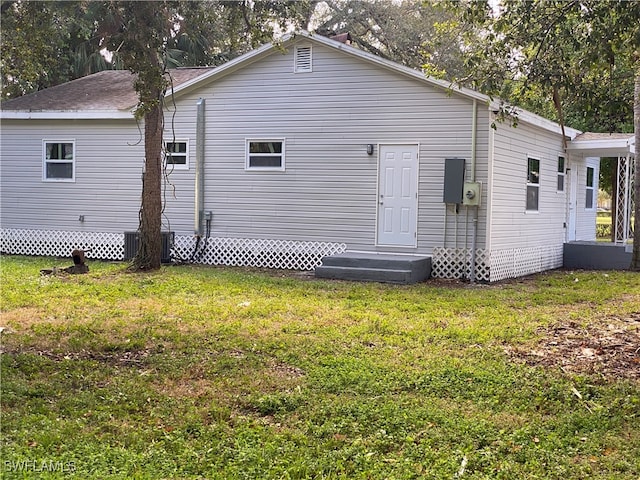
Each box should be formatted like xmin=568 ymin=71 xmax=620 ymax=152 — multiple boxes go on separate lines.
xmin=366 ymin=144 xmax=374 ymax=155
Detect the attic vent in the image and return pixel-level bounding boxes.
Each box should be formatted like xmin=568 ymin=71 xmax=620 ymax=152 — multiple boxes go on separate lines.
xmin=294 ymin=45 xmax=312 ymax=73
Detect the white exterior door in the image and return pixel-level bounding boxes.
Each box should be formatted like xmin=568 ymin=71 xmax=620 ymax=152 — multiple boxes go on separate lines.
xmin=567 ymin=164 xmax=578 ymax=241
xmin=377 ymin=144 xmax=419 ymax=246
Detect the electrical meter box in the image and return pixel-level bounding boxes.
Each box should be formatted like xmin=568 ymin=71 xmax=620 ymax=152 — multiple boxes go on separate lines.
xmin=443 ymin=158 xmax=465 ymax=203
xmin=462 ymin=182 xmax=482 ymax=206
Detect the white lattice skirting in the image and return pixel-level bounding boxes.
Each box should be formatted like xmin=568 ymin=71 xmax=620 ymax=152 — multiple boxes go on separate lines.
xmin=1 ymin=229 xmax=125 ymax=260
xmin=0 ymin=229 xmax=346 ymax=271
xmin=172 ymin=235 xmax=346 ymax=271
xmin=489 ymin=246 xmax=563 ymax=282
xmin=432 ymin=245 xmax=564 ymax=282
xmin=1 ymin=229 xmax=563 ymax=279
xmin=431 ymin=247 xmax=490 ymax=282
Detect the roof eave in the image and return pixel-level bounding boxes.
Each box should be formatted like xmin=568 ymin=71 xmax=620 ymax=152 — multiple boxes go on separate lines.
xmin=488 ymin=101 xmax=581 ymax=139
xmin=0 ymin=110 xmax=134 ymax=120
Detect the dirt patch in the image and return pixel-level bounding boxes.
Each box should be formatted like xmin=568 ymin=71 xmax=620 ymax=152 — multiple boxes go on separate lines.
xmin=270 ymin=361 xmax=305 ymax=378
xmin=505 ymin=312 xmax=640 ymax=380
xmin=0 ymin=346 xmax=156 ymax=366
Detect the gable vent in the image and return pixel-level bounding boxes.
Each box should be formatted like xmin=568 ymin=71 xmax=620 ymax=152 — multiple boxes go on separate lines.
xmin=294 ymin=45 xmax=312 ymax=73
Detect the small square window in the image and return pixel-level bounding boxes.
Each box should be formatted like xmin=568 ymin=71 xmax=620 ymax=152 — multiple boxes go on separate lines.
xmin=246 ymin=140 xmax=285 ymax=171
xmin=165 ymin=141 xmax=188 ymax=170
xmin=43 ymin=141 xmax=75 ymax=182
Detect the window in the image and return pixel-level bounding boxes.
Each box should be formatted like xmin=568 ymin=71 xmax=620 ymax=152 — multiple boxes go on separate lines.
xmin=586 ymin=166 xmax=595 ymax=209
xmin=43 ymin=141 xmax=75 ymax=181
xmin=294 ymin=45 xmax=312 ymax=73
xmin=165 ymin=141 xmax=188 ymax=170
xmin=557 ymin=155 xmax=565 ymax=192
xmin=246 ymin=140 xmax=285 ymax=171
xmin=526 ymin=157 xmax=540 ymax=211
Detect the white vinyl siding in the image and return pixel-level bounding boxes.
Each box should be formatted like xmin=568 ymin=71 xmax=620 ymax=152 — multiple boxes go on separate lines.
xmin=1 ymin=120 xmax=195 ymax=234
xmin=169 ymin=41 xmax=490 ymax=253
xmin=43 ymin=140 xmax=75 ymax=182
xmin=489 ymin=118 xmax=569 ymax=251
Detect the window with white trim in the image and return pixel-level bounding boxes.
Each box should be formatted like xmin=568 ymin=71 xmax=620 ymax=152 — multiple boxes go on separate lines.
xmin=165 ymin=140 xmax=188 ymax=170
xmin=557 ymin=155 xmax=565 ymax=192
xmin=246 ymin=140 xmax=285 ymax=171
xmin=294 ymin=45 xmax=312 ymax=73
xmin=43 ymin=141 xmax=75 ymax=181
xmin=586 ymin=166 xmax=595 ymax=209
xmin=526 ymin=157 xmax=540 ymax=211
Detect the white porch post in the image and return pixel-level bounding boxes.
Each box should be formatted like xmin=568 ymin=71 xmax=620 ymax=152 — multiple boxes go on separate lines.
xmin=615 ymin=153 xmax=635 ymax=244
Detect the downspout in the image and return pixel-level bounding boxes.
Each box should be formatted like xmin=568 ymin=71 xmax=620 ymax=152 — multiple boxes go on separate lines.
xmin=195 ymin=98 xmax=205 ymax=236
xmin=469 ymin=99 xmax=479 ymax=283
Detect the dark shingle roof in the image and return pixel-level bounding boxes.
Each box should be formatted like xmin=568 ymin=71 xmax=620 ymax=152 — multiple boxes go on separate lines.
xmin=1 ymin=68 xmax=215 ymax=112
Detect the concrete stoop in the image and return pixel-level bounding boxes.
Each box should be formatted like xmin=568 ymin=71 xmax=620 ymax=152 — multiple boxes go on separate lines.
xmin=563 ymin=241 xmax=633 ymax=270
xmin=315 ymin=253 xmax=432 ymax=284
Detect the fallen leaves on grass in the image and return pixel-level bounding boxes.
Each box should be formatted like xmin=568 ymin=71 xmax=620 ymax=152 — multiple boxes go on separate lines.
xmin=505 ymin=312 xmax=640 ymax=380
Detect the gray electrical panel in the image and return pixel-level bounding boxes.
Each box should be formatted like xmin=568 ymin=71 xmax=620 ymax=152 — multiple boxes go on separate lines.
xmin=443 ymin=158 xmax=465 ymax=203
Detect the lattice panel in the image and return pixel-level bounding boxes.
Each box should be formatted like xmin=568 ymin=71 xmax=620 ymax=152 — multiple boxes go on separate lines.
xmin=490 ymin=246 xmax=563 ymax=282
xmin=615 ymin=155 xmax=634 ymax=244
xmin=0 ymin=229 xmax=124 ymax=260
xmin=173 ymin=235 xmax=346 ymax=271
xmin=431 ymin=247 xmax=490 ymax=282
xmin=1 ymin=229 xmax=347 ymax=271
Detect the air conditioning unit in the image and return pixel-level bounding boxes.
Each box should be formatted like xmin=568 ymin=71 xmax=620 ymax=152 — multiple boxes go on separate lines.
xmin=124 ymin=231 xmax=174 ymax=263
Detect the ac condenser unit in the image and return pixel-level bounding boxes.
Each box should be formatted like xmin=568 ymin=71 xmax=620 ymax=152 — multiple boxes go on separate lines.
xmin=124 ymin=231 xmax=174 ymax=263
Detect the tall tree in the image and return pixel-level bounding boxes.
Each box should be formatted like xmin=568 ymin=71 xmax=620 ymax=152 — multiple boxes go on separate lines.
xmin=313 ymin=0 xmax=467 ymax=75
xmin=97 ymin=1 xmax=173 ymax=270
xmin=0 ymin=1 xmax=117 ymax=100
xmin=446 ymin=0 xmax=640 ymax=270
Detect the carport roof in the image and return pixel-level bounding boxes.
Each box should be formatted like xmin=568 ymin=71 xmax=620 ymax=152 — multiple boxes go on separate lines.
xmin=567 ymin=132 xmax=635 ymax=157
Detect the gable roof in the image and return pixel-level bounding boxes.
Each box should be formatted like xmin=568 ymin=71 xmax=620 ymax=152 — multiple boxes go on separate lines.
xmin=0 ymin=67 xmax=214 ymax=119
xmin=0 ymin=31 xmax=580 ymax=139
xmin=168 ymin=31 xmax=580 ymax=138
xmin=169 ymin=31 xmax=490 ymax=104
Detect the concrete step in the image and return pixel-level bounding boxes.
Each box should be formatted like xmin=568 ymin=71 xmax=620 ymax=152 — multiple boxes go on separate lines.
xmin=315 ymin=253 xmax=431 ymax=284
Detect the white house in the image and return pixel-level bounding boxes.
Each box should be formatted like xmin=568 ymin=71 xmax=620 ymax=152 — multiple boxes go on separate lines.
xmin=0 ymin=31 xmax=613 ymax=282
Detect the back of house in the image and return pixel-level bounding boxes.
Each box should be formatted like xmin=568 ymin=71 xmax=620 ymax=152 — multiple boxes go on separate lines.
xmin=0 ymin=31 xmax=605 ymax=281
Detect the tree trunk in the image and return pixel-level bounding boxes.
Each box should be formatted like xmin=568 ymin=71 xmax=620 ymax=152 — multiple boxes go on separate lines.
xmin=133 ymin=96 xmax=163 ymax=270
xmin=632 ymin=67 xmax=640 ymax=270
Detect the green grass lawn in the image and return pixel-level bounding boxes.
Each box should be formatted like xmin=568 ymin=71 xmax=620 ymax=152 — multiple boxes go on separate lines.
xmin=1 ymin=255 xmax=639 ymax=479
